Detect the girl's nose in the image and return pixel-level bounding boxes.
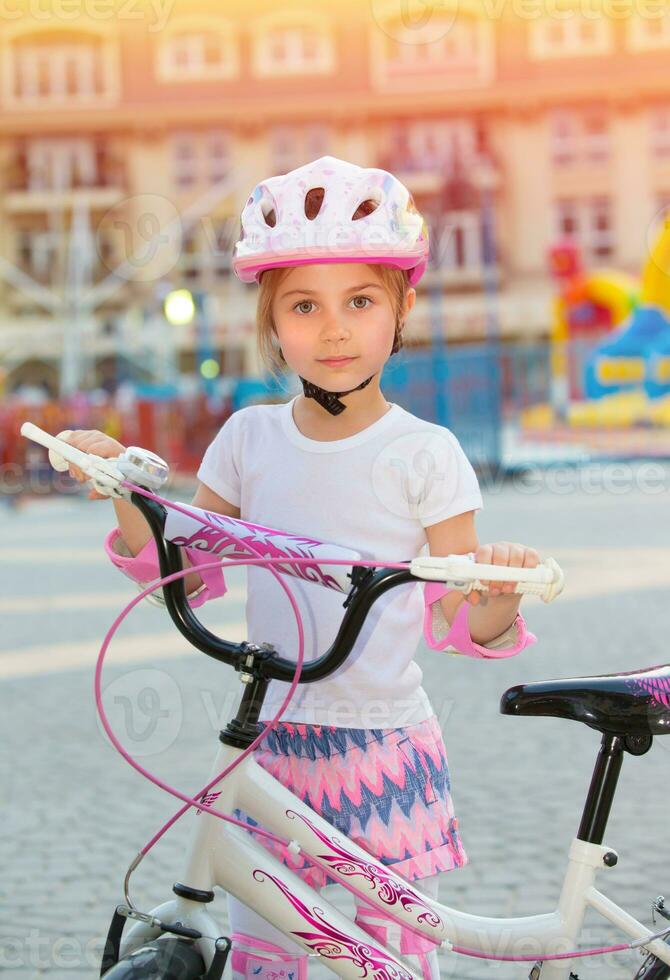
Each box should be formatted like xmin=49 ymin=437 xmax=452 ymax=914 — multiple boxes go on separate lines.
xmin=320 ymin=316 xmax=349 ymax=342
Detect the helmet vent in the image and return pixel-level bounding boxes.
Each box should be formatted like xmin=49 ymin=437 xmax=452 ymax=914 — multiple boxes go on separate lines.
xmin=304 ymin=187 xmax=325 ymax=220
xmin=352 ymin=198 xmax=380 ymax=221
xmin=260 ymin=194 xmax=277 ymax=228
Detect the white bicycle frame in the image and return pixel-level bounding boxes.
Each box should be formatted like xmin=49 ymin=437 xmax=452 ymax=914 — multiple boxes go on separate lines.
xmin=119 ymin=733 xmax=670 ymax=980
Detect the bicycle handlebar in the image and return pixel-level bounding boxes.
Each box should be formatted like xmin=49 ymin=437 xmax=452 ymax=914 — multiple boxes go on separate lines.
xmin=133 ymin=489 xmax=420 ymax=684
xmin=21 ymin=422 xmax=565 ymax=684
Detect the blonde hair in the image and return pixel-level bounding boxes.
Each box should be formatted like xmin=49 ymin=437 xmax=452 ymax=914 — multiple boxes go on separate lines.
xmin=256 ymin=264 xmax=411 ymax=383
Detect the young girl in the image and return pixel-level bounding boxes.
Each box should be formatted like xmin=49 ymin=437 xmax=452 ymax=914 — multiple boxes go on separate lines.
xmin=65 ymin=155 xmax=540 ymax=980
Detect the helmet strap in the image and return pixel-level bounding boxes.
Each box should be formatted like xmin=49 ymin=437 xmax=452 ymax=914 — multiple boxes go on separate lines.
xmin=299 ymin=375 xmax=375 ymax=416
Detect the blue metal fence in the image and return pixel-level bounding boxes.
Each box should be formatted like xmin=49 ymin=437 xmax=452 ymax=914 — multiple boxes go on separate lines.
xmin=381 ymin=345 xmax=503 ymax=469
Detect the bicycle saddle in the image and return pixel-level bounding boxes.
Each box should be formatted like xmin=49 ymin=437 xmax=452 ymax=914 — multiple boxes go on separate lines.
xmin=500 ymin=663 xmax=670 ymax=738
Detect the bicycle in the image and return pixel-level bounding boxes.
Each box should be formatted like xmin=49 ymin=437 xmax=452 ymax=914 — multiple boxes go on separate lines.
xmin=21 ymin=422 xmax=670 ymax=980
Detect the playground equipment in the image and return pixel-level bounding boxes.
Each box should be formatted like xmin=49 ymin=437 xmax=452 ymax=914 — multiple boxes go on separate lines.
xmin=548 ymin=241 xmax=640 ymax=416
xmin=544 ymin=221 xmax=670 ymax=429
xmin=583 ymin=222 xmax=670 ymax=402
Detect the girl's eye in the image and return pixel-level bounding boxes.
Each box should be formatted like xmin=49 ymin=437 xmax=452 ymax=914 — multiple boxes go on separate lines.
xmin=294 ymin=301 xmax=315 ymax=315
xmin=351 ymin=295 xmax=372 ymax=309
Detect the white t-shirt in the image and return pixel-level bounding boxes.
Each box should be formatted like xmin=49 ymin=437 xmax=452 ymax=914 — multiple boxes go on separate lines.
xmin=197 ymin=395 xmax=483 ymax=728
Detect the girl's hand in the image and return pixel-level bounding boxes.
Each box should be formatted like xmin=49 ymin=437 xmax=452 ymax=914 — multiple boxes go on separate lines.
xmin=466 ymin=541 xmax=541 ymax=605
xmin=59 ymin=429 xmax=127 ymax=500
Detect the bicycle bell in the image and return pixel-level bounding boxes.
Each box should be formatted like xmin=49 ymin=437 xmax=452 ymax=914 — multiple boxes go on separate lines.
xmin=118 ymin=446 xmax=170 ymax=492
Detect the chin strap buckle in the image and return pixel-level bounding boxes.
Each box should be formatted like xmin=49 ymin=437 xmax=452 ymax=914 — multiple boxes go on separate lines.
xmin=300 ymin=375 xmax=375 ymax=416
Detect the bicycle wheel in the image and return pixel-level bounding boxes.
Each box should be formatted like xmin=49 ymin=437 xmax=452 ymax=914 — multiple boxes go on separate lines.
xmin=101 ymin=936 xmax=205 ymax=979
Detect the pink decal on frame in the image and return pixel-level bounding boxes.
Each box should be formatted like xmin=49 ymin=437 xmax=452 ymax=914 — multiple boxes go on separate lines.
xmin=286 ymin=811 xmax=443 ymax=930
xmin=253 ymin=869 xmax=414 ymax=979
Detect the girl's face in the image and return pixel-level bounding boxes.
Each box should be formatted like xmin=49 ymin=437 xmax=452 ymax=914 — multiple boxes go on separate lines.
xmin=271 ymin=263 xmax=415 ymax=389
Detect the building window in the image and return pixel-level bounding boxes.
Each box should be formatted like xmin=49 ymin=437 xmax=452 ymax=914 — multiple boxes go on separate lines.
xmin=583 ymin=112 xmax=610 ymax=163
xmin=269 ymin=123 xmax=332 ymax=174
xmin=270 ymin=126 xmax=295 ymax=175
xmin=589 ymin=196 xmax=614 ymax=259
xmin=550 ymin=109 xmax=610 ymax=167
xmin=383 ymin=119 xmax=476 ymax=174
xmin=304 ymin=124 xmax=331 ymax=161
xmin=442 ymin=212 xmax=481 ymax=272
xmin=181 ymin=229 xmax=200 ymax=282
xmin=157 ymin=26 xmax=237 ymax=81
xmin=387 ymin=16 xmax=479 ymax=68
xmin=374 ymin=14 xmax=494 ymax=90
xmin=530 ymin=15 xmax=612 ymax=58
xmin=628 ymin=10 xmax=670 ymax=50
xmin=23 ymin=138 xmax=104 ymax=191
xmin=206 ymin=131 xmax=231 ymax=184
xmin=651 ymin=107 xmax=670 ymax=159
xmin=17 ymin=45 xmax=95 ymax=98
xmin=551 ymin=112 xmax=579 ymax=167
xmin=173 ymin=134 xmax=198 ymax=189
xmin=10 ymin=31 xmax=115 ymax=104
xmin=554 ymin=197 xmax=614 ymax=261
xmin=252 ymin=18 xmax=335 ymax=77
xmin=172 ymin=130 xmax=232 ymax=190
xmin=11 ymin=138 xmax=122 ymax=192
xmin=555 ymin=198 xmax=580 ymax=239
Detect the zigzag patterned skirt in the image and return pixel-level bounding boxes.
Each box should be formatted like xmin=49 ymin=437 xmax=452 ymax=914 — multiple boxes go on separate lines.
xmin=233 ymin=714 xmax=467 ymax=889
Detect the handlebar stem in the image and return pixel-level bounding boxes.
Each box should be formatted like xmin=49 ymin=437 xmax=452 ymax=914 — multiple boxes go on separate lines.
xmin=132 ymin=492 xmax=418 ymax=685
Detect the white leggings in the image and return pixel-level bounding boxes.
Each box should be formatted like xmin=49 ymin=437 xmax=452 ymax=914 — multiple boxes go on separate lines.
xmin=229 ymin=874 xmax=441 ymax=980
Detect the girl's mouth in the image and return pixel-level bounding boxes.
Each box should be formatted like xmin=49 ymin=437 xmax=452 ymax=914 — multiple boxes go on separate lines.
xmin=318 ymin=357 xmax=357 ymax=367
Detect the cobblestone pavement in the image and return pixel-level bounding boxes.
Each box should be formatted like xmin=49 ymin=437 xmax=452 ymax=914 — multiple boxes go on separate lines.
xmin=2 ymin=462 xmax=670 ymax=979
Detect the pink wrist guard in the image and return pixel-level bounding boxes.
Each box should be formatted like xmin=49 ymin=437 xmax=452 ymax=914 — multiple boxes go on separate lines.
xmin=104 ymin=528 xmax=227 ymax=609
xmin=423 ymin=583 xmax=537 ymax=659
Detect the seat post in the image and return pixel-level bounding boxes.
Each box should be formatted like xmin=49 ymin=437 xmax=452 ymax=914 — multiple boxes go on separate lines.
xmin=577 ymin=733 xmax=625 ymax=844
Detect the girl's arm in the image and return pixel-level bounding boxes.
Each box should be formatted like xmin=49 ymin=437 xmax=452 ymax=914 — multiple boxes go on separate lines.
xmin=56 ymin=428 xmax=240 ymax=607
xmin=423 ymin=511 xmax=539 ymax=655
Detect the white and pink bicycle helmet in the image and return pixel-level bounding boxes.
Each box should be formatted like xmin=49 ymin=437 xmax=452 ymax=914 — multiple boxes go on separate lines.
xmin=232 ymin=155 xmax=429 ymax=286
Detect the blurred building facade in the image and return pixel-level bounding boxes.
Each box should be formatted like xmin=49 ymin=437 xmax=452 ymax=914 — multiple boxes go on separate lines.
xmin=1 ymin=0 xmax=670 ymax=394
